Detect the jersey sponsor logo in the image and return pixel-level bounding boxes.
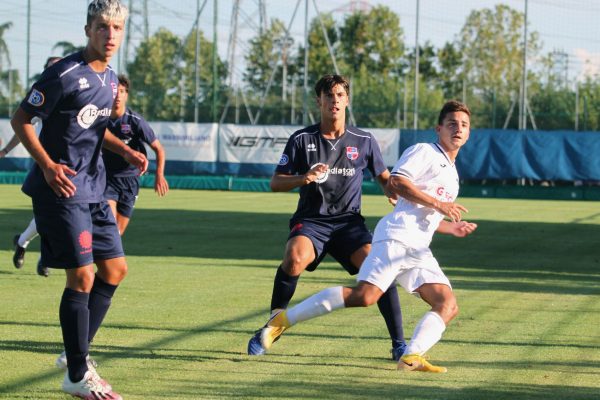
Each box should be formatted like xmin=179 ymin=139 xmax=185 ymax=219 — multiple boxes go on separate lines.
xmin=121 ymin=124 xmax=132 ymax=134
xmin=27 ymin=89 xmax=45 ymax=107
xmin=228 ymin=135 xmax=288 ymax=148
xmin=307 ymin=143 xmax=317 ymax=152
xmin=310 ymin=163 xmax=356 ymax=184
xmin=346 ymin=146 xmax=359 ymax=160
xmin=311 ymin=162 xmax=329 ymax=183
xmin=79 ymin=77 xmax=90 ymax=89
xmin=77 ymin=104 xmax=112 ymax=129
xmin=436 ymin=186 xmax=454 ymax=202
xmin=78 ymin=230 xmax=93 ymax=255
xmin=278 ymin=154 xmax=289 ymax=166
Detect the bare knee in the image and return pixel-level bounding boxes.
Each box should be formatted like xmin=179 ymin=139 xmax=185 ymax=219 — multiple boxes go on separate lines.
xmin=97 ymin=262 xmax=128 ymax=285
xmin=433 ymin=300 xmax=459 ymax=324
xmin=344 ymin=284 xmax=382 ymax=307
xmin=66 ymin=268 xmax=95 ymax=292
xmin=281 ymin=257 xmax=307 ymax=277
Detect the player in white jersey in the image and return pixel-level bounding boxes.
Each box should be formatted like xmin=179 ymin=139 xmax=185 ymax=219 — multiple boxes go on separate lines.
xmin=258 ymin=100 xmax=478 ymax=373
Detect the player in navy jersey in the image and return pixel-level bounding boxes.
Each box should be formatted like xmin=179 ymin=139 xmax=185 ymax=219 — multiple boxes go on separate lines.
xmin=10 ymin=1 xmax=142 ymax=398
xmin=2 ymin=56 xmax=62 ymax=277
xmin=248 ymin=74 xmax=406 ymax=360
xmin=103 ymin=74 xmax=169 ymax=235
xmin=259 ymin=100 xmax=478 ymax=373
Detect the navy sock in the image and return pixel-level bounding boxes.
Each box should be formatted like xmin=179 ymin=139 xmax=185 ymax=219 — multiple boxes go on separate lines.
xmin=88 ymin=275 xmax=118 ymax=343
xmin=377 ymin=284 xmax=405 ymax=348
xmin=59 ymin=288 xmax=90 ymax=383
xmin=270 ymin=265 xmax=299 ymax=311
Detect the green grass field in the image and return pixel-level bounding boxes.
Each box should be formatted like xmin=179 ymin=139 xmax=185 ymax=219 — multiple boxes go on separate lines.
xmin=0 ymin=184 xmax=599 ymax=399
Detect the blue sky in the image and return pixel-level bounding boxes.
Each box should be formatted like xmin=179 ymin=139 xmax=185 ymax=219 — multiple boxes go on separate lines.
xmin=1 ymin=0 xmax=599 ymax=87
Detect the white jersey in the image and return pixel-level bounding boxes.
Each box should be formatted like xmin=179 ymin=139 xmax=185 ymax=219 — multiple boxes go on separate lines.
xmin=373 ymin=142 xmax=459 ymax=248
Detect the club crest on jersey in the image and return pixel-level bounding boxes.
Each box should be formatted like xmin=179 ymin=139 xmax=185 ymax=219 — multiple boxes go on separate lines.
xmin=346 ymin=146 xmax=359 ymax=161
xmin=278 ymin=153 xmax=289 ymax=166
xmin=27 ymin=89 xmax=45 ymax=107
xmin=121 ymin=124 xmax=132 ymax=134
xmin=79 ymin=77 xmax=90 ymax=89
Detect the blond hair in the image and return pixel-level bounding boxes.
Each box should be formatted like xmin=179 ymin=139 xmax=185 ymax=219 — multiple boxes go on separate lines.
xmin=87 ymin=0 xmax=129 ymax=25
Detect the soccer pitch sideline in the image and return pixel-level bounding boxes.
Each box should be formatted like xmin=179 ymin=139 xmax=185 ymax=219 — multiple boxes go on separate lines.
xmin=0 ymin=184 xmax=598 ymax=400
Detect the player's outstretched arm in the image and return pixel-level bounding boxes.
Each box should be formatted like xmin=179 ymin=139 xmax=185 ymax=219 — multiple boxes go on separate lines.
xmin=149 ymin=139 xmax=169 ymax=196
xmin=11 ymin=107 xmax=77 ymax=198
xmin=0 ymin=134 xmax=23 ymax=158
xmin=388 ymin=175 xmax=467 ymax=221
xmin=103 ymin=129 xmax=148 ymax=176
xmin=437 ymin=220 xmax=478 ymax=237
xmin=270 ymin=163 xmax=329 ymax=192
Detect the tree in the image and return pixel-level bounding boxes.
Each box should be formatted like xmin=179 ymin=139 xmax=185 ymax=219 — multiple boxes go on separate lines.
xmin=52 ymin=41 xmax=85 ymax=57
xmin=437 ymin=42 xmax=463 ymax=99
xmin=126 ymin=27 xmax=227 ymax=122
xmin=0 ymin=22 xmax=11 ymax=73
xmin=339 ymin=5 xmax=404 ymax=77
xmin=244 ymin=19 xmax=296 ymax=94
xmin=457 ymin=4 xmax=542 ymax=128
xmin=127 ymin=28 xmax=185 ymax=121
xmin=181 ymin=27 xmax=228 ymax=122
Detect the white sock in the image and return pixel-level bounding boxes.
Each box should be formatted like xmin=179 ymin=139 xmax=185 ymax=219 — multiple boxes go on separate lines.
xmin=286 ymin=286 xmax=345 ymax=326
xmin=405 ymin=311 xmax=446 ymax=356
xmin=18 ymin=218 xmax=38 ymax=248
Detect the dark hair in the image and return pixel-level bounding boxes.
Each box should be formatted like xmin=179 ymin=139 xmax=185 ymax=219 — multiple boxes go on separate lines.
xmin=117 ymin=74 xmax=130 ymax=92
xmin=314 ymin=74 xmax=350 ymax=97
xmin=44 ymin=56 xmax=62 ymax=70
xmin=438 ymin=100 xmax=471 ymax=125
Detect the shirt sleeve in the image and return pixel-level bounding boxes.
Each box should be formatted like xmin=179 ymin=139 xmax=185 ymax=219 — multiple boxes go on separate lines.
xmin=136 ymin=115 xmax=157 ymax=145
xmin=19 ymin=68 xmax=63 ymax=120
xmin=366 ymin=135 xmax=388 ymax=177
xmin=274 ymin=134 xmax=298 ymax=175
xmin=392 ymin=143 xmax=430 ymax=181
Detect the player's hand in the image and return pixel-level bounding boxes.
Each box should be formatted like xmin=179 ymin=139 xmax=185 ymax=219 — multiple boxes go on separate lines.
xmin=154 ymin=174 xmax=169 ymax=197
xmin=387 ymin=192 xmax=399 ymax=206
xmin=124 ymin=150 xmax=148 ymax=176
xmin=303 ymin=163 xmax=329 ymax=184
xmin=448 ymin=220 xmax=478 ymax=237
xmin=42 ymin=162 xmax=77 ymax=198
xmin=436 ymin=201 xmax=468 ymax=222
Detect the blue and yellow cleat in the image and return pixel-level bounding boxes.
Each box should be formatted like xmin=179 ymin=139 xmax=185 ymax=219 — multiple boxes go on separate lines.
xmin=391 ymin=341 xmax=407 ymax=361
xmin=260 ymin=310 xmax=290 ymax=351
xmin=247 ymin=330 xmax=266 ymax=356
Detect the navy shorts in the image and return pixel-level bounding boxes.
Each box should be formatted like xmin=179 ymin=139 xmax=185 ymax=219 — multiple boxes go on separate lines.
xmin=32 ymin=200 xmax=124 ymax=269
xmin=288 ymin=214 xmax=372 ymax=275
xmin=104 ymin=175 xmax=139 ymax=218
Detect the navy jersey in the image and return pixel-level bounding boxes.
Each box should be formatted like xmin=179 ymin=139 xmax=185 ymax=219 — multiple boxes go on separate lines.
xmin=20 ymin=51 xmax=118 ymax=204
xmin=276 ymin=124 xmax=387 ymax=219
xmin=103 ymin=108 xmax=156 ymax=178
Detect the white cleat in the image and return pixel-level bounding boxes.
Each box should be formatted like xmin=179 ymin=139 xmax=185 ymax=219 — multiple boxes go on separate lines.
xmin=62 ymin=370 xmax=122 ymax=400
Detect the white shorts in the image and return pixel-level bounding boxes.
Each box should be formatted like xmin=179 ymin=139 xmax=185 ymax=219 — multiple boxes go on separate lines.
xmin=356 ymin=240 xmax=451 ymax=296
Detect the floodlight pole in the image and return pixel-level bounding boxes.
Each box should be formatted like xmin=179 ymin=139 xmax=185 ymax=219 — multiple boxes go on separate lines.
xmin=212 ymin=0 xmax=218 ymax=122
xmin=520 ymin=0 xmax=529 ymax=130
xmin=303 ymin=0 xmax=309 ymax=126
xmin=413 ymin=0 xmax=420 ymax=130
xmin=26 ymin=0 xmax=31 ymax=86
